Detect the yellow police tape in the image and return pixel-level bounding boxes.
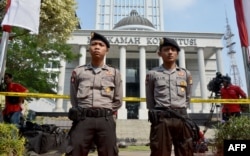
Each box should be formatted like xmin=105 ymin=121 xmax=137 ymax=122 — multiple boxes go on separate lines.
xmin=0 ymin=92 xmax=250 ymax=104
xmin=0 ymin=92 xmax=69 ymax=99
xmin=123 ymin=97 xmax=250 ymax=104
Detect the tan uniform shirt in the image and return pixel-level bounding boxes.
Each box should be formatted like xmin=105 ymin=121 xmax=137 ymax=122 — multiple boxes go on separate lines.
xmin=70 ymin=63 xmax=123 ymax=111
xmin=146 ymin=65 xmax=192 ymax=109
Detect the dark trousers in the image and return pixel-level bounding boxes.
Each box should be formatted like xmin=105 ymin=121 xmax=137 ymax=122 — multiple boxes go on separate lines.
xmin=150 ymin=117 xmax=194 ymax=156
xmin=67 ymin=115 xmax=118 ymax=156
xmin=3 ymin=111 xmax=23 ymax=127
xmin=222 ymin=112 xmax=241 ymax=121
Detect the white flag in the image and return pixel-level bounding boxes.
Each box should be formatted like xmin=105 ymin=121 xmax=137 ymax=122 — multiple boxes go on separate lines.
xmin=1 ymin=0 xmax=41 ymax=34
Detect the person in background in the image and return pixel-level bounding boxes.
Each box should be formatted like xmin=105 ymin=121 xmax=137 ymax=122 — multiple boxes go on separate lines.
xmin=2 ymin=73 xmax=28 ymax=127
xmin=220 ymin=75 xmax=247 ymax=121
xmin=146 ymin=37 xmax=194 ymax=156
xmin=67 ymin=32 xmax=123 ymax=156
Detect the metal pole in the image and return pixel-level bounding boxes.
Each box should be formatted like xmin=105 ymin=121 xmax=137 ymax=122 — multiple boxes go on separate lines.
xmin=0 ymin=31 xmax=10 ymax=80
xmin=241 ymin=47 xmax=250 ymax=96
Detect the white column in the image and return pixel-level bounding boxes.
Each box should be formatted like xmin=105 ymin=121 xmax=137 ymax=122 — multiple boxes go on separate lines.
xmin=79 ymin=45 xmax=86 ymax=65
xmin=104 ymin=54 xmax=106 ymax=64
xmin=216 ymin=48 xmax=223 ymax=73
xmin=178 ymin=48 xmax=192 ymax=112
xmin=159 ymin=57 xmax=163 ymax=66
xmin=66 ymin=101 xmax=71 ymax=112
xmin=117 ymin=46 xmax=127 ymax=119
xmin=158 ymin=48 xmax=163 ymax=66
xmin=197 ymin=48 xmax=209 ymax=113
xmin=215 ymin=48 xmax=223 ymax=117
xmin=54 ymin=59 xmax=66 ymax=112
xmin=179 ymin=48 xmax=186 ymax=68
xmin=139 ymin=46 xmax=147 ymax=119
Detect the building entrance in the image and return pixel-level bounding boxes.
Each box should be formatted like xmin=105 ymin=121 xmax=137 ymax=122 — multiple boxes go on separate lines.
xmin=126 ymin=83 xmax=139 ymax=119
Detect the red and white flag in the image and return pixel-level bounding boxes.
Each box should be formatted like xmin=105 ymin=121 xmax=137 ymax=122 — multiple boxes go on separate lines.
xmin=1 ymin=0 xmax=41 ymax=34
xmin=234 ymin=0 xmax=250 ymax=47
xmin=234 ymin=0 xmax=250 ymax=95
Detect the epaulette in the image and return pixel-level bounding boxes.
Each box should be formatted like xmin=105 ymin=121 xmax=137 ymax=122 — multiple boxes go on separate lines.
xmin=106 ymin=64 xmax=118 ymax=69
xmin=179 ymin=67 xmax=190 ymax=76
xmin=152 ymin=66 xmax=161 ymax=71
xmin=76 ymin=64 xmax=87 ymax=68
xmin=178 ymin=67 xmax=187 ymax=72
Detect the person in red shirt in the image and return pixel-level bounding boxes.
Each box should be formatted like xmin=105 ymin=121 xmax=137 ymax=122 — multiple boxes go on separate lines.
xmin=220 ymin=75 xmax=247 ymax=121
xmin=2 ymin=73 xmax=28 ymax=126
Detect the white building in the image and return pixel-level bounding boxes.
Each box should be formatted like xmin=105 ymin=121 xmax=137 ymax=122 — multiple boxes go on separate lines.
xmin=62 ymin=30 xmax=224 ymax=119
xmin=50 ymin=0 xmax=224 ymax=119
xmin=95 ymin=0 xmax=164 ymax=30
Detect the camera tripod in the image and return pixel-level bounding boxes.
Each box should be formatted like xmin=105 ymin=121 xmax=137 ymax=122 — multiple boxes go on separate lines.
xmin=193 ymin=92 xmax=221 ymax=153
xmin=203 ymin=91 xmax=221 ymax=134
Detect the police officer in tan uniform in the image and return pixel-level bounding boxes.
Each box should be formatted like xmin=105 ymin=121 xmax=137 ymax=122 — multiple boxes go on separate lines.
xmin=67 ymin=32 xmax=123 ymax=156
xmin=146 ymin=37 xmax=194 ymax=156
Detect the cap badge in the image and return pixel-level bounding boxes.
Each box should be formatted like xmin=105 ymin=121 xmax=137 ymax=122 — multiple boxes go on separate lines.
xmin=159 ymin=38 xmax=164 ymax=45
xmin=90 ymin=32 xmax=94 ymax=38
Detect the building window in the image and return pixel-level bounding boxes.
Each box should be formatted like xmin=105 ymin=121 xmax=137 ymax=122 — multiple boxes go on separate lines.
xmin=146 ymin=59 xmax=159 ymax=71
xmin=126 ymin=59 xmax=139 ymax=83
xmin=106 ymin=58 xmax=120 ymax=68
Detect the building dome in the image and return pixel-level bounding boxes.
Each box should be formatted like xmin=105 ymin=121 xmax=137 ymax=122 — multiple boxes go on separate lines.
xmin=113 ymin=10 xmax=156 ymax=31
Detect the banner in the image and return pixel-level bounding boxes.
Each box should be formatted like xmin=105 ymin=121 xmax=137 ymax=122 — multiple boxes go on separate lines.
xmin=1 ymin=0 xmax=41 ymax=34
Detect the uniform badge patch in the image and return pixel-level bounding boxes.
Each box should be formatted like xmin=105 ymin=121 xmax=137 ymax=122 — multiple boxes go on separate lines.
xmin=178 ymin=71 xmax=184 ymax=76
xmin=106 ymin=71 xmax=113 ymax=76
xmin=189 ymin=75 xmax=193 ymax=85
xmin=180 ymin=81 xmax=187 ymax=86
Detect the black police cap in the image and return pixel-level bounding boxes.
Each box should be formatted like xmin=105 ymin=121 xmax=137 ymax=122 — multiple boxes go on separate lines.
xmin=159 ymin=37 xmax=180 ymax=52
xmin=90 ymin=32 xmax=110 ymax=48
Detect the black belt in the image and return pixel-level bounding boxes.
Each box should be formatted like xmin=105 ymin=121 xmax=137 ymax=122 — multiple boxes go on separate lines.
xmin=84 ymin=108 xmax=112 ymax=117
xmin=154 ymin=107 xmax=187 ymax=118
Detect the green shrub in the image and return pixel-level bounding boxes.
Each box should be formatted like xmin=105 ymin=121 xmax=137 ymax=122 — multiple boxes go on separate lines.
xmin=213 ymin=116 xmax=250 ymax=155
xmin=0 ymin=123 xmax=25 ymax=156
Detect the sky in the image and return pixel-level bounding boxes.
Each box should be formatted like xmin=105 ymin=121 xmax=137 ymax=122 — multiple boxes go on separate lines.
xmin=75 ymin=0 xmax=247 ymax=93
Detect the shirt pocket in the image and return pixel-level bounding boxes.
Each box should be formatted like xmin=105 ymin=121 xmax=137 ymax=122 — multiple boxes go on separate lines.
xmin=101 ymin=80 xmax=115 ymax=98
xmin=77 ymin=81 xmax=92 ymax=98
xmin=176 ymin=80 xmax=187 ymax=97
xmin=155 ymin=80 xmax=167 ymax=96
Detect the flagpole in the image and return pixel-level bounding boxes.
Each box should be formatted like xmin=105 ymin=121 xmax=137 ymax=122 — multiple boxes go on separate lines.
xmin=241 ymin=46 xmax=250 ymax=96
xmin=0 ymin=31 xmax=10 ymax=82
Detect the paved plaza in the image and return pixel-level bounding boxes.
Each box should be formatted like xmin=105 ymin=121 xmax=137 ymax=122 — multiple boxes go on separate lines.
xmin=116 ymin=119 xmax=216 ymax=144
xmin=43 ymin=118 xmax=217 ymax=156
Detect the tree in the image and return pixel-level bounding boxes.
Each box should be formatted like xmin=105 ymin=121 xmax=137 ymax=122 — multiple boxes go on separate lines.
xmin=0 ymin=0 xmax=80 ymax=93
